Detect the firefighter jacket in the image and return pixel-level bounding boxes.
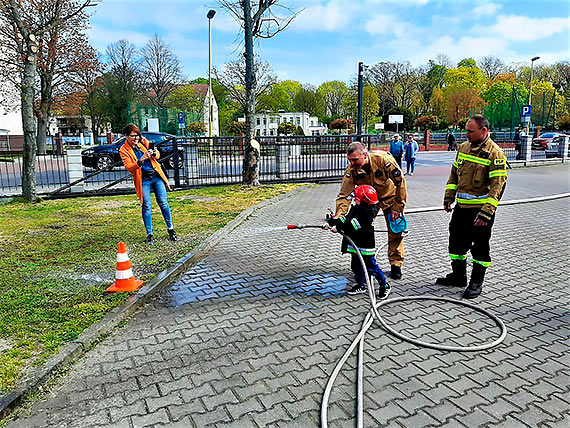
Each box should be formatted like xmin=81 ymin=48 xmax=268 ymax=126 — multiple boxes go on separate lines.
xmin=444 ymin=135 xmax=507 ymax=222
xmin=335 ymin=151 xmax=407 ymax=218
xmin=329 ymin=202 xmax=376 ymax=255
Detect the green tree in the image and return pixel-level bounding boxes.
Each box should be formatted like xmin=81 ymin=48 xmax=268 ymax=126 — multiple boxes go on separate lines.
xmin=362 ymin=86 xmax=379 ymax=133
xmin=457 ymin=57 xmax=477 ymax=68
xmin=429 ymin=86 xmax=446 ymax=119
xmin=293 ymin=85 xmax=325 ymax=116
xmin=317 ymin=80 xmax=349 ymax=117
xmin=165 ymin=85 xmax=206 ymax=118
xmin=257 ymin=80 xmax=301 ymax=112
xmin=444 ymin=66 xmax=488 ymax=91
xmin=482 ymin=81 xmax=528 ymax=105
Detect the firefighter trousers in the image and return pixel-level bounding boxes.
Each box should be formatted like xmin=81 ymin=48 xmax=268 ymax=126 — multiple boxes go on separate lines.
xmin=448 ymin=206 xmax=495 ymax=264
xmin=382 ymin=209 xmax=404 ymax=267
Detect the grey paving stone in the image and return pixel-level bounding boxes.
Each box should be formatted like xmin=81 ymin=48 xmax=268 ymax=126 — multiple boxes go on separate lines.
xmin=9 ymin=169 xmax=570 ymax=428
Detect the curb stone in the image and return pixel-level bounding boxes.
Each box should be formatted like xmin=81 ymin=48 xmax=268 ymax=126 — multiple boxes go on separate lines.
xmin=0 ymin=184 xmax=312 ymax=420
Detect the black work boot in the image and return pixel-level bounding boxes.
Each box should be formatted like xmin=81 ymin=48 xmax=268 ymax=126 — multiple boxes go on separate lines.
xmin=145 ymin=234 xmax=154 ymax=245
xmin=168 ymin=229 xmax=178 ymax=242
xmin=390 ymin=265 xmax=402 ymax=280
xmin=436 ymin=260 xmax=467 ymax=287
xmin=463 ymin=263 xmax=487 ymax=299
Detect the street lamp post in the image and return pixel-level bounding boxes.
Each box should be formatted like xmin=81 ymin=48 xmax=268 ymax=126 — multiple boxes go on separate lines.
xmin=207 ymin=9 xmax=216 ymax=139
xmin=527 ymin=56 xmax=540 ymax=136
xmin=357 ymin=62 xmax=364 ymax=136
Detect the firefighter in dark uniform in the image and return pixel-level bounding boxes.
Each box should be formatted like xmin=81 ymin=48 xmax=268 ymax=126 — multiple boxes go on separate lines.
xmin=436 ymin=115 xmax=507 ymax=299
xmin=334 ymin=142 xmax=407 ymax=279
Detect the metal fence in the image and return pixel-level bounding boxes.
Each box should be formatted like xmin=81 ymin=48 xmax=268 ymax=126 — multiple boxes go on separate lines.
xmin=0 ymin=134 xmax=567 ymax=197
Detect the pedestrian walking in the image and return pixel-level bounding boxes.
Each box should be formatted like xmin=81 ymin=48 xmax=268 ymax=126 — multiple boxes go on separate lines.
xmin=333 ymin=141 xmax=407 ymax=280
xmin=447 ymin=129 xmax=456 ymax=151
xmin=389 ymin=134 xmax=404 ymax=168
xmin=436 ymin=115 xmax=507 ymax=299
xmin=120 ymin=124 xmax=177 ymax=244
xmin=404 ymin=134 xmax=419 ymax=176
xmin=325 ymin=185 xmax=390 ymax=297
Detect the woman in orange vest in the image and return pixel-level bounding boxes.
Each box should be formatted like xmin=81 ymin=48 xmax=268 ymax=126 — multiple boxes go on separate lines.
xmin=120 ymin=124 xmax=177 ymax=244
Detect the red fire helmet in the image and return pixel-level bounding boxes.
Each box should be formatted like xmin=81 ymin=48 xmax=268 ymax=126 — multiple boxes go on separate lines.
xmin=353 ymin=185 xmax=379 ymax=204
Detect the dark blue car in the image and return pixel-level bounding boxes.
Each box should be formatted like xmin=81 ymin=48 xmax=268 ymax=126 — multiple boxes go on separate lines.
xmin=81 ymin=132 xmax=182 ymax=171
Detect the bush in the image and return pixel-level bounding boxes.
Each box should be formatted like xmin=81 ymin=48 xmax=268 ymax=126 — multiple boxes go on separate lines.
xmin=186 ymin=122 xmax=206 ymax=135
xmin=278 ymin=122 xmax=298 ymax=135
xmin=413 ymin=115 xmax=441 ymax=130
xmin=330 ymin=118 xmax=353 ymax=131
xmin=228 ymin=121 xmax=246 ymax=136
xmin=557 ymin=115 xmax=570 ymax=131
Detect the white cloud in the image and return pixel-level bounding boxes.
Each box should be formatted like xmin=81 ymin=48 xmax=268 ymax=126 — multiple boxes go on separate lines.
xmin=473 ymin=3 xmax=502 ymax=17
xmin=290 ymin=1 xmax=351 ymax=32
xmin=365 ymin=14 xmax=411 ymax=37
xmin=386 ymin=35 xmax=514 ymax=65
xmin=480 ymin=14 xmax=570 ymax=42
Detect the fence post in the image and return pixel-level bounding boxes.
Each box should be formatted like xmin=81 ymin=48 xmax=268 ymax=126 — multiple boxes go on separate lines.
xmin=521 ymin=135 xmax=532 ymax=163
xmin=66 ymin=148 xmax=84 ymax=193
xmin=558 ymin=135 xmax=569 ymax=162
xmin=183 ymin=141 xmax=199 ymax=182
xmin=275 ymin=141 xmax=289 ymax=179
xmin=424 ymin=129 xmax=430 ymax=151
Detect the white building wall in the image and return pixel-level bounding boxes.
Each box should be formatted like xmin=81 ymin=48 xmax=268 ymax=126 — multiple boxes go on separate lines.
xmin=247 ymin=111 xmax=327 ymax=136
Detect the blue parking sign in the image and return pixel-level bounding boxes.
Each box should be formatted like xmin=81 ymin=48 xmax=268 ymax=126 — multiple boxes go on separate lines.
xmin=521 ymin=105 xmax=532 ymax=117
xmin=178 ymin=112 xmax=185 ymax=124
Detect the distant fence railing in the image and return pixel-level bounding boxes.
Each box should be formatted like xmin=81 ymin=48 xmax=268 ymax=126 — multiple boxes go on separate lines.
xmin=0 ymin=134 xmax=567 ymax=197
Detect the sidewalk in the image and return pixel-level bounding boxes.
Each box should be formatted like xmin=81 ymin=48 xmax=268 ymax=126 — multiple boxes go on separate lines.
xmin=7 ymin=165 xmax=570 ymax=427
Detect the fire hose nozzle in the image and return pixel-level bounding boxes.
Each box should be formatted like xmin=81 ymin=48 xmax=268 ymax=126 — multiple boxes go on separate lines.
xmin=287 ymin=224 xmax=305 ymax=229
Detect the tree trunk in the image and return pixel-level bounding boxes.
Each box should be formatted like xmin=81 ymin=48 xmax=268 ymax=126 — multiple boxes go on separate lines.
xmin=241 ymin=0 xmax=260 ymax=186
xmin=35 ymin=72 xmax=53 ymax=154
xmin=88 ymin=95 xmax=99 ymax=144
xmin=36 ymin=115 xmax=48 ymax=154
xmin=21 ymin=56 xmax=38 ymax=201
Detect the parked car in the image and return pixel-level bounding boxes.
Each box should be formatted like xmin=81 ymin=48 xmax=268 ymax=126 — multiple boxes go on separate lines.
xmin=532 ymin=132 xmax=563 ymax=149
xmin=545 ymin=135 xmax=569 ymax=158
xmin=82 ymin=132 xmax=183 ymax=171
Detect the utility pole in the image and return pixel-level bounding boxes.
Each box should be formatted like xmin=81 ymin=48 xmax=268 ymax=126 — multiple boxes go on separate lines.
xmin=357 ymin=61 xmax=364 ymax=136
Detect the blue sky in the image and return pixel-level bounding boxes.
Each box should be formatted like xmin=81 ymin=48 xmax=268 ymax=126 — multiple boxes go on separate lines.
xmin=87 ymin=0 xmax=570 ymax=86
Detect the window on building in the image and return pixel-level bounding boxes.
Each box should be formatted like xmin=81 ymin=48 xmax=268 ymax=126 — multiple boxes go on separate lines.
xmin=289 ymin=117 xmax=293 ymax=123
xmin=263 ymin=129 xmax=267 ymax=135
xmin=311 ymin=120 xmax=315 ymax=126
xmin=263 ymin=117 xmax=267 ymax=125
xmin=256 ymin=118 xmax=260 ymax=125
xmin=296 ymin=118 xmax=301 ymax=125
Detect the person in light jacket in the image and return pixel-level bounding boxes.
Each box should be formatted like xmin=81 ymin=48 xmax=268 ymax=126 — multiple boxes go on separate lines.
xmin=119 ymin=124 xmax=177 ymax=245
xmin=404 ymin=134 xmax=419 ymax=176
xmin=389 ymin=134 xmax=404 ymax=168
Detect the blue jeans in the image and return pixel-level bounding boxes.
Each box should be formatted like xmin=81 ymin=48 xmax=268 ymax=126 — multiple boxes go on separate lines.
xmin=406 ymin=159 xmax=416 ymax=174
xmin=141 ymin=175 xmax=173 ymax=235
xmin=351 ymin=254 xmax=387 ymax=287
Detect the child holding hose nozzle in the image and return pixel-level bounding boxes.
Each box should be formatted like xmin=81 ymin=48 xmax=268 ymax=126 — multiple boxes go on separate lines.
xmin=324 ymin=185 xmax=390 ymax=298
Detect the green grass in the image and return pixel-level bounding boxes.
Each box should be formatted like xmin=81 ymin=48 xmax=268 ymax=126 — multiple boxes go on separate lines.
xmin=0 ymin=183 xmax=303 ymax=392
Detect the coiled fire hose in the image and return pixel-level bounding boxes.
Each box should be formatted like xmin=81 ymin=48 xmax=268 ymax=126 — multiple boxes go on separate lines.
xmin=283 ymin=223 xmax=507 ymax=428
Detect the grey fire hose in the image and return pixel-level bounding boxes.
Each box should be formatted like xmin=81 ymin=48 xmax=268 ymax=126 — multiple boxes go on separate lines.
xmin=283 ymin=225 xmax=507 ymax=427
xmin=287 ymin=195 xmax=568 ymax=427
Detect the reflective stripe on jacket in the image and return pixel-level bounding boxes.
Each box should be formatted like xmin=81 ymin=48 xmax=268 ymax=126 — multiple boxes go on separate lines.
xmin=444 ymin=136 xmax=507 ymax=220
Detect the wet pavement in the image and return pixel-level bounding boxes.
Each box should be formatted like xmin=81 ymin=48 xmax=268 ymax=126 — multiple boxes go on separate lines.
xmin=6 ymin=162 xmax=570 ymax=428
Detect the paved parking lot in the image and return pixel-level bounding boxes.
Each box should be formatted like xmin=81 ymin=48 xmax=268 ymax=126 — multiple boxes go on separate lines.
xmin=7 ymin=164 xmax=570 ymax=427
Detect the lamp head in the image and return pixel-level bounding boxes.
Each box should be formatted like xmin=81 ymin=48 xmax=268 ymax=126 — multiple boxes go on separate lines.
xmin=531 ymin=56 xmax=540 ymax=62
xmin=207 ymin=9 xmax=216 ymax=19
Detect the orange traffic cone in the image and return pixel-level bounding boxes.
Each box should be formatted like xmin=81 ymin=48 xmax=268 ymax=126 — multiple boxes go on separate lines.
xmin=106 ymin=242 xmax=144 ymax=292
